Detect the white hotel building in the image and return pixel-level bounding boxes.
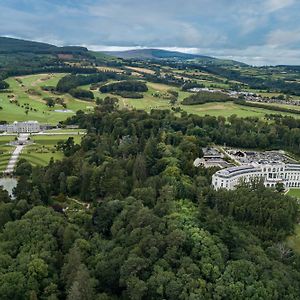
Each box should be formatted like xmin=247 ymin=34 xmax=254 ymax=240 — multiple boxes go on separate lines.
xmin=0 ymin=121 xmax=40 ymax=133
xmin=212 ymin=163 xmax=300 ymax=190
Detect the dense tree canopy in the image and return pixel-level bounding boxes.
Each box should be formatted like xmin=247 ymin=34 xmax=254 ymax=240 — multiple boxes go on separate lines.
xmin=0 ymin=80 xmax=9 ymax=90
xmin=1 ymin=101 xmax=300 ymax=299
xmin=99 ymin=80 xmax=148 ymax=93
xmin=182 ymin=91 xmax=234 ymax=105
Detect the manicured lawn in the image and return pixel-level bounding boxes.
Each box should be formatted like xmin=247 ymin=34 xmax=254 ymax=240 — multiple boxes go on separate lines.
xmin=0 ymin=153 xmax=11 ymax=172
xmin=3 ymin=73 xmax=300 ymax=122
xmin=91 ymin=81 xmax=300 ymax=119
xmin=0 ymin=136 xmax=16 ymax=172
xmin=0 ymin=145 xmax=14 ymax=172
xmin=19 ymin=133 xmax=83 ymax=167
xmin=30 ymin=134 xmax=82 ymax=145
xmin=43 ymin=129 xmax=86 ymax=134
xmin=0 ymin=135 xmax=17 ymax=143
xmin=287 ymin=189 xmax=300 ymax=198
xmin=0 ymin=74 xmax=95 ymax=124
xmin=20 ymin=148 xmax=64 ymax=167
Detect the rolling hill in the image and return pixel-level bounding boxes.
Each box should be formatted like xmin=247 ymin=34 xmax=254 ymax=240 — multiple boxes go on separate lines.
xmin=0 ymin=36 xmax=89 ymax=55
xmin=103 ymin=48 xmax=247 ymax=66
xmin=103 ymin=48 xmax=211 ymax=60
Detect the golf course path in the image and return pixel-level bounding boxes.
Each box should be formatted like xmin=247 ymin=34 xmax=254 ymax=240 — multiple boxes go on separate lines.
xmin=4 ymin=133 xmax=29 ymax=174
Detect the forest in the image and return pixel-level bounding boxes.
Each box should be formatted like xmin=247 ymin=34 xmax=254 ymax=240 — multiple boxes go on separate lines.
xmin=182 ymin=91 xmax=234 ymax=105
xmin=99 ymin=81 xmax=148 ymax=93
xmin=1 ymin=98 xmax=300 ymax=299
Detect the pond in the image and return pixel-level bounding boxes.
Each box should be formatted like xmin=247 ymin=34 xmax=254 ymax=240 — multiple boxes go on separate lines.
xmin=0 ymin=177 xmax=18 ymax=199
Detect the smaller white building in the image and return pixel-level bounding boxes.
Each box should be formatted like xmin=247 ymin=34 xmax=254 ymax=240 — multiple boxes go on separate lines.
xmin=4 ymin=121 xmax=40 ymax=133
xmin=212 ymin=162 xmax=300 ymax=190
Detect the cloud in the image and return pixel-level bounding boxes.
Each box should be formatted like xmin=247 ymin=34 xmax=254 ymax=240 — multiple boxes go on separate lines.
xmin=264 ymin=0 xmax=295 ymax=12
xmin=267 ymin=29 xmax=300 ymax=47
xmin=0 ymin=0 xmax=299 ymax=65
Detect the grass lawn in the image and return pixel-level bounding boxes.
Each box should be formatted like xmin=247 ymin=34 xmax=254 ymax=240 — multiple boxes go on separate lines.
xmin=30 ymin=134 xmax=82 ymax=145
xmin=0 ymin=74 xmax=95 ymax=124
xmin=43 ymin=129 xmax=86 ymax=134
xmin=3 ymin=73 xmax=300 ymax=122
xmin=20 ymin=134 xmax=83 ymax=167
xmin=287 ymin=225 xmax=300 ymax=254
xmin=287 ymin=189 xmax=300 ymax=198
xmin=0 ymin=145 xmax=14 ymax=172
xmin=20 ymin=148 xmax=64 ymax=166
xmin=91 ymin=81 xmax=300 ymax=119
xmin=0 ymin=136 xmax=16 ymax=172
xmin=0 ymin=135 xmax=17 ymax=143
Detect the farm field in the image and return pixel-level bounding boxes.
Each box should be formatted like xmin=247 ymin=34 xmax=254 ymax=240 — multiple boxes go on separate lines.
xmin=0 ymin=73 xmax=95 ymax=124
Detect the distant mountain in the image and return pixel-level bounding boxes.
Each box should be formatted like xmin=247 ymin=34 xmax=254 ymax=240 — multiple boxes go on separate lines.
xmin=0 ymin=36 xmax=89 ymax=55
xmin=103 ymin=48 xmax=210 ymax=60
xmin=103 ymin=48 xmax=247 ymax=66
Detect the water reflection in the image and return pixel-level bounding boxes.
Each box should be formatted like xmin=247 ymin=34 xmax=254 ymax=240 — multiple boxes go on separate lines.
xmin=0 ymin=177 xmax=17 ymax=199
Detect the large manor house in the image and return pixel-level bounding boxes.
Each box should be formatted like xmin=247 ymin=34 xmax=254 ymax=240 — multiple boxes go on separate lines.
xmin=212 ymin=163 xmax=300 ymax=190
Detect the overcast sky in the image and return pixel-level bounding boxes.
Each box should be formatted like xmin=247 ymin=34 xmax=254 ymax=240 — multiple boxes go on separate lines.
xmin=0 ymin=0 xmax=300 ymax=65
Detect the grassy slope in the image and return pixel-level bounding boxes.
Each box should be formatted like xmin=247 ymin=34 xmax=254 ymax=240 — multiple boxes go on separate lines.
xmin=0 ymin=132 xmax=83 ymax=170
xmin=2 ymin=72 xmax=300 ymax=122
xmin=0 ymin=74 xmax=95 ymax=124
xmin=88 ymin=81 xmax=300 ymax=119
xmin=20 ymin=134 xmax=82 ymax=166
xmin=287 ymin=189 xmax=300 ymax=198
xmin=0 ymin=136 xmax=16 ymax=172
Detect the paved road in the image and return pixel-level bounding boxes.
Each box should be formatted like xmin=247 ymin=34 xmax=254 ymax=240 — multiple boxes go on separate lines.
xmin=4 ymin=133 xmax=29 ymax=174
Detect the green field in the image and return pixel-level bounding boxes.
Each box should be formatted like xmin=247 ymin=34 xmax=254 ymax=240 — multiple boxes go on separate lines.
xmin=104 ymin=82 xmax=300 ymax=119
xmin=2 ymin=73 xmax=300 ymax=124
xmin=0 ymin=74 xmax=95 ymax=124
xmin=287 ymin=189 xmax=300 ymax=198
xmin=0 ymin=136 xmax=16 ymax=172
xmin=20 ymin=134 xmax=83 ymax=166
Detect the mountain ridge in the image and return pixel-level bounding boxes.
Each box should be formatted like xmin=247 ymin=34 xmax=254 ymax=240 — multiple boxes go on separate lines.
xmin=0 ymin=36 xmax=88 ymax=55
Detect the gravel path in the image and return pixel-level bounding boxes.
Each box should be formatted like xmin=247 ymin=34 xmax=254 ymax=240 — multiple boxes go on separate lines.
xmin=4 ymin=133 xmax=29 ymax=174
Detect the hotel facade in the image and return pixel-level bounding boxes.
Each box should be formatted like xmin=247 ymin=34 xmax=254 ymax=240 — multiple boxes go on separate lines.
xmin=0 ymin=121 xmax=40 ymax=133
xmin=212 ymin=163 xmax=300 ymax=190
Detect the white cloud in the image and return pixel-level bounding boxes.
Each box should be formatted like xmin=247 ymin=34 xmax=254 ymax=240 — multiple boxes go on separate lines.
xmin=267 ymin=29 xmax=300 ymax=47
xmin=264 ymin=0 xmax=295 ymax=12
